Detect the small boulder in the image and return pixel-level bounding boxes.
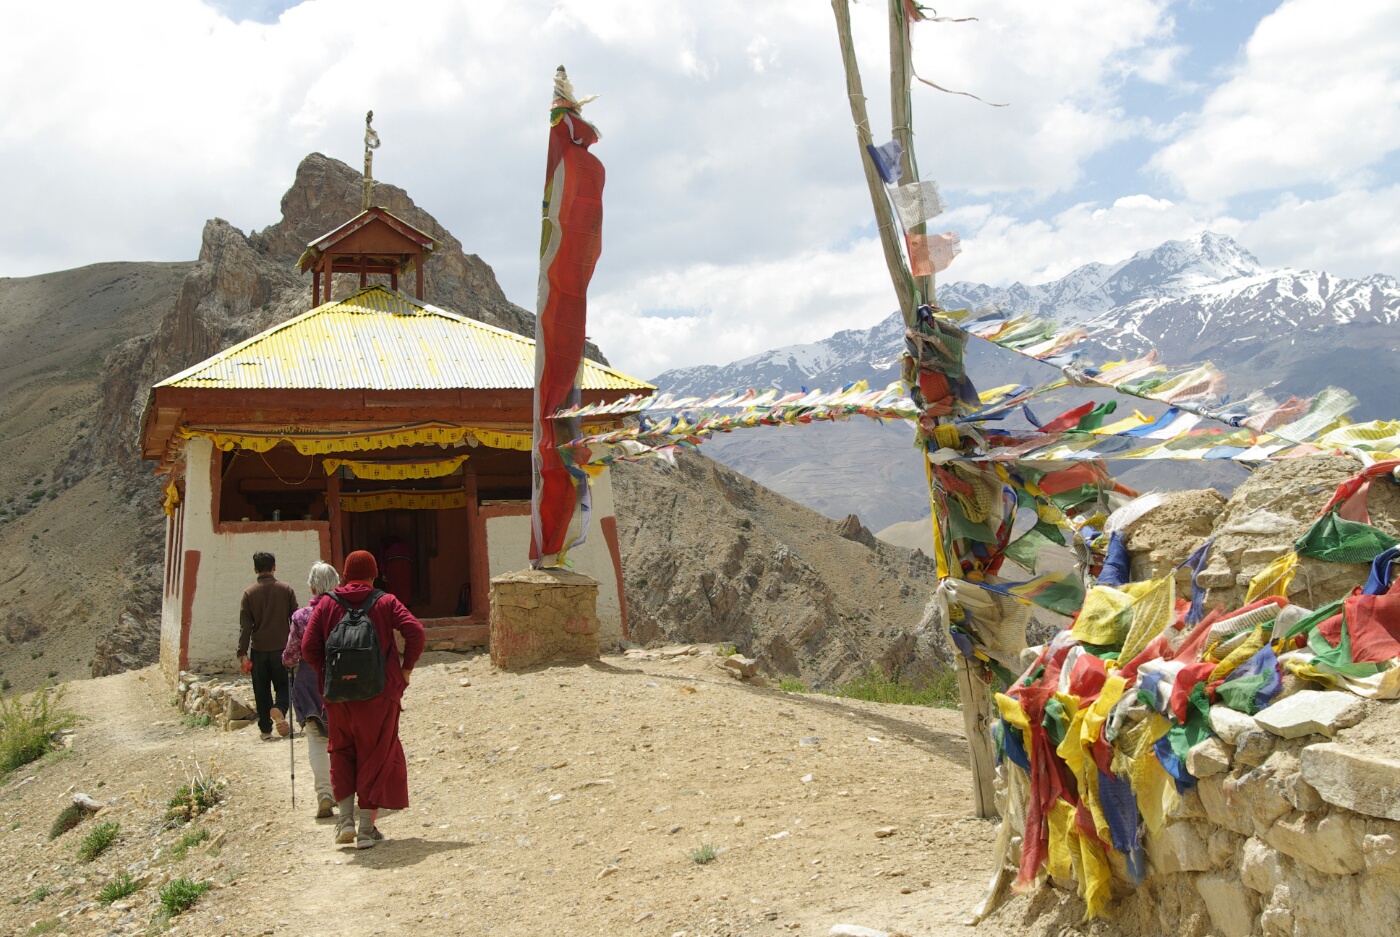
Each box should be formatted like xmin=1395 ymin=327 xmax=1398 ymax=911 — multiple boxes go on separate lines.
xmin=1255 ymin=690 xmax=1368 ymax=739
xmin=722 ymin=655 xmax=758 ymax=678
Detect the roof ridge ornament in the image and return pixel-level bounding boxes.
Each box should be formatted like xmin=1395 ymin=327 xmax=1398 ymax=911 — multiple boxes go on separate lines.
xmin=363 ymin=110 xmax=381 ymax=210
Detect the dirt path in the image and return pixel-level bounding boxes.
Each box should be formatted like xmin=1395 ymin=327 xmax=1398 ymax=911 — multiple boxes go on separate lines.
xmin=0 ymin=651 xmax=1004 ymax=937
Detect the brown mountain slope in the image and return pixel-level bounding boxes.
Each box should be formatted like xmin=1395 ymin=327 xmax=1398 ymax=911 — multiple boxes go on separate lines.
xmin=0 ymin=263 xmax=189 ymax=688
xmin=613 ymin=454 xmax=950 ymax=690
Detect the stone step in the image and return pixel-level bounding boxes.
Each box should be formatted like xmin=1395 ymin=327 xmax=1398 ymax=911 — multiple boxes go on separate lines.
xmin=422 ymin=621 xmax=489 ymax=651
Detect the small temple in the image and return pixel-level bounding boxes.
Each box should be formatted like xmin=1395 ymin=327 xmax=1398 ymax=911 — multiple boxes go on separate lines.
xmin=139 ymin=116 xmax=652 ymax=680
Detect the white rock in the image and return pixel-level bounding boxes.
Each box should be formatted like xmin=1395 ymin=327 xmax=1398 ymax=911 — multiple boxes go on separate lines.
xmin=1208 ymin=706 xmax=1259 ymax=745
xmin=829 ymin=927 xmax=889 ymax=937
xmin=873 ymin=826 xmax=897 ymax=839
xmin=1145 ymin=821 xmax=1212 ymax=874
xmin=1300 ymin=743 xmax=1400 ymax=821
xmin=458 ymin=678 xmax=472 ymax=687
xmin=1186 ymin=737 xmax=1232 ymax=778
xmin=1254 ymin=690 xmax=1368 ymax=739
xmin=722 ymin=655 xmax=757 ymax=678
xmin=800 ymin=774 xmax=814 ymax=784
xmin=1195 ymin=874 xmax=1259 ymax=937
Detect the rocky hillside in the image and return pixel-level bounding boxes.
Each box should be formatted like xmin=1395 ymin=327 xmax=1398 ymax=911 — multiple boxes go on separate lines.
xmin=0 ymin=263 xmax=190 ymax=690
xmin=612 ymin=453 xmax=949 ymax=690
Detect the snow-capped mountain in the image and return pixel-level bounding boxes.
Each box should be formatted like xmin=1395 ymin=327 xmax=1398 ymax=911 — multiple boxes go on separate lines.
xmin=651 ymin=233 xmax=1400 ymax=531
xmin=655 ymin=232 xmax=1400 ymax=417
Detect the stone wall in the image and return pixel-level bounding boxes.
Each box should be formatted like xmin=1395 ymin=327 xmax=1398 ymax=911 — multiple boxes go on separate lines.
xmin=173 ymin=671 xmax=258 ymax=732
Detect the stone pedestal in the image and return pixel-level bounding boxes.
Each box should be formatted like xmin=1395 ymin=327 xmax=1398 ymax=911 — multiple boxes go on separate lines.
xmin=489 ymin=568 xmax=600 ymax=670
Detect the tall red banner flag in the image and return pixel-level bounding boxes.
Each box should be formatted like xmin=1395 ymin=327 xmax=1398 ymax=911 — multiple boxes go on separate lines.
xmin=530 ymin=68 xmax=604 ymax=564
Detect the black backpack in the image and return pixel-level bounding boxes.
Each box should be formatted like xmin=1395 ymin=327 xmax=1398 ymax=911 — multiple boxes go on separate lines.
xmin=322 ymin=589 xmax=386 ymax=703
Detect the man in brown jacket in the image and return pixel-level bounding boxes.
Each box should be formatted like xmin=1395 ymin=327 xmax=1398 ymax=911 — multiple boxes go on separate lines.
xmin=238 ymin=552 xmax=298 ymax=741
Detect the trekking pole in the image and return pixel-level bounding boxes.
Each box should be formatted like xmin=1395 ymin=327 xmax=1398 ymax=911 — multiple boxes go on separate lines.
xmin=288 ymin=665 xmax=296 ymax=810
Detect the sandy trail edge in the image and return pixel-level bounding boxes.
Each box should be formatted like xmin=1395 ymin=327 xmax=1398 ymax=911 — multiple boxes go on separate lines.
xmin=0 ymin=653 xmax=1009 ymax=937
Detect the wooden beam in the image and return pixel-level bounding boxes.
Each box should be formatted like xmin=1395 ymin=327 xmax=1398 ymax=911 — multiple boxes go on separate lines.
xmin=360 ymin=255 xmax=367 ymax=288
xmin=887 ymin=0 xmax=933 ymax=307
xmin=327 ymin=469 xmax=344 ymax=571
xmin=323 ymin=263 xmax=333 ymax=305
xmin=313 ymin=266 xmax=321 ymax=307
xmin=415 ymin=249 xmax=424 ymax=300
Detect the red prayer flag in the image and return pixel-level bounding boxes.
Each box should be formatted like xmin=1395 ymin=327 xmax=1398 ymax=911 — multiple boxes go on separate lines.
xmin=531 ymin=68 xmax=605 ymax=563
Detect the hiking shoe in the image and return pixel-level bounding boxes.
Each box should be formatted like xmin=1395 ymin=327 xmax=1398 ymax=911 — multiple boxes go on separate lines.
xmin=260 ymin=731 xmax=275 ymax=741
xmin=334 ymin=816 xmax=356 ymax=845
xmin=316 ymin=794 xmax=336 ymax=819
xmin=356 ymin=827 xmax=384 ymax=850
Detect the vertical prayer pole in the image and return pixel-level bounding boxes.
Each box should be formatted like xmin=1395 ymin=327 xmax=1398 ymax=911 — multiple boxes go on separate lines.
xmin=831 ymin=0 xmax=916 ymax=326
xmin=889 ymin=4 xmax=995 ymax=818
xmin=887 ymin=0 xmax=933 ymax=308
xmin=530 ymin=67 xmax=605 ymax=567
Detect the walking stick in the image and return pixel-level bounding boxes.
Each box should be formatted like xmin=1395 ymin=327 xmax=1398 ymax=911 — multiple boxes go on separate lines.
xmin=287 ymin=665 xmax=296 ymax=810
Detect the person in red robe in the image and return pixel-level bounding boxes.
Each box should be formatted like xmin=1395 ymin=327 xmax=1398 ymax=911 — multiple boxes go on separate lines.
xmin=378 ymin=535 xmax=415 ymax=608
xmin=302 ymin=550 xmax=425 ymax=849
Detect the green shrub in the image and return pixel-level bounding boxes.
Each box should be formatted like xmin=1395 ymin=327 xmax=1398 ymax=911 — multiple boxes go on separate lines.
xmin=158 ymin=877 xmax=211 ymax=917
xmin=0 ymin=683 xmax=76 ymax=775
xmin=48 ymin=804 xmax=86 ymax=840
xmin=25 ymin=918 xmax=58 ymax=935
xmin=29 ymin=885 xmax=54 ymax=903
xmin=180 ymin=713 xmax=213 ymax=729
xmin=166 ymin=775 xmax=223 ymax=822
xmin=97 ymin=872 xmax=141 ymax=905
xmin=76 ymin=821 xmax=119 ymax=862
xmin=778 ymin=678 xmax=807 ymax=693
xmin=170 ymin=827 xmax=210 ymax=861
xmin=830 ymin=665 xmax=959 ymax=708
xmin=717 ymin=644 xmax=737 ymax=657
xmin=688 ymin=843 xmax=718 ymax=864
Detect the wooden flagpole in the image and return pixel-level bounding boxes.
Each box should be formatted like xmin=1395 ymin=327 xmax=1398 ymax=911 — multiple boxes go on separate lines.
xmin=830 ymin=0 xmax=917 ymax=327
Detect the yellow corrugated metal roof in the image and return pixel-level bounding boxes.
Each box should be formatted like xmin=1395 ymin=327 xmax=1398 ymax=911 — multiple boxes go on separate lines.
xmin=155 ymin=285 xmax=652 ymax=392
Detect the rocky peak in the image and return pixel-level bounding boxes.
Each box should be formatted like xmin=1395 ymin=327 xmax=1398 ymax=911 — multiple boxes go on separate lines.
xmin=1102 ymin=231 xmax=1264 ymax=301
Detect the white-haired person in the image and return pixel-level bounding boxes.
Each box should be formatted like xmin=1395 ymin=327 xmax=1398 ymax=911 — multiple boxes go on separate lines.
xmin=281 ymin=560 xmax=340 ymax=818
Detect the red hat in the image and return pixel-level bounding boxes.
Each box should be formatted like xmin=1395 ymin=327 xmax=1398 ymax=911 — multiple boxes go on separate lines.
xmin=342 ymin=550 xmax=378 ymax=583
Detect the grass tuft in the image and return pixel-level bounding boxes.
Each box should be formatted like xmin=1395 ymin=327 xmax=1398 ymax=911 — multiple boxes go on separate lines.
xmin=170 ymin=827 xmax=210 ymax=861
xmin=688 ymin=843 xmax=718 ymax=865
xmin=0 ymin=682 xmax=76 ymax=776
xmin=777 ymin=678 xmax=807 ymax=693
xmin=25 ymin=918 xmax=59 ymax=935
xmin=48 ymin=803 xmax=87 ymax=840
xmin=29 ymin=885 xmax=54 ymax=903
xmin=158 ymin=877 xmax=211 ymax=917
xmin=76 ymin=821 xmax=119 ymax=862
xmin=830 ymin=665 xmax=960 ymax=708
xmin=97 ymin=872 xmax=142 ymax=905
xmin=166 ymin=775 xmax=224 ymax=822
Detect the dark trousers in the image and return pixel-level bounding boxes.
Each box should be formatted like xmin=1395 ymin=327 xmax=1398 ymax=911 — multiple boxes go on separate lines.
xmin=249 ymin=649 xmax=289 ymax=735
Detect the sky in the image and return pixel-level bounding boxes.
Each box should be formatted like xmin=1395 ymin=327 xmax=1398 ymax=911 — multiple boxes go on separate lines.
xmin=2 ymin=0 xmax=1398 ymax=379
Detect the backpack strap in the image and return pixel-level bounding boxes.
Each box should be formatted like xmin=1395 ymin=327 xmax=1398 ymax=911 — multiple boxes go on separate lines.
xmin=329 ymin=589 xmax=385 ymax=613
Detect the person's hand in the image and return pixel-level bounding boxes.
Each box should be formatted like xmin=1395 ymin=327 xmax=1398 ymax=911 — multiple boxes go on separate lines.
xmin=239 ymin=655 xmax=252 ymax=675
xmin=402 ymin=669 xmax=412 ymax=688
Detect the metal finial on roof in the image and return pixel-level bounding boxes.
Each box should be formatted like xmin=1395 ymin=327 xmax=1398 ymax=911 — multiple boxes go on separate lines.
xmin=363 ymin=110 xmax=381 ymax=210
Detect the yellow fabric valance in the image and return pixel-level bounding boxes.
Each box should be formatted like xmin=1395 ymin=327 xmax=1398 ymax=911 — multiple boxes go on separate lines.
xmin=471 ymin=428 xmax=533 ymax=451
xmin=162 ymin=481 xmax=181 ymax=517
xmin=338 ymin=489 xmax=469 ymax=513
xmin=323 ymin=455 xmax=468 ymax=480
xmin=179 ymin=423 xmax=534 ymax=454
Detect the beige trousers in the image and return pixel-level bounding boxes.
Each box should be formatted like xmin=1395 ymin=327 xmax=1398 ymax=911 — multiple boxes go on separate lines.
xmin=305 ymin=719 xmax=333 ymax=801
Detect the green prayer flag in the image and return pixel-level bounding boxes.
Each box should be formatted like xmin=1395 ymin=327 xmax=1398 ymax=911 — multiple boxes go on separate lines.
xmin=1295 ymin=510 xmax=1398 ymax=564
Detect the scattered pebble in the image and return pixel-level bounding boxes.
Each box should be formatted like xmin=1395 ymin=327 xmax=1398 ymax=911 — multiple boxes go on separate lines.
xmin=874 ymin=826 xmax=898 ymax=838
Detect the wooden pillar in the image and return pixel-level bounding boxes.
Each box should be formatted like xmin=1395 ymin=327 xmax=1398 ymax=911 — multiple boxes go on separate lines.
xmin=360 ymin=256 xmax=367 ymax=288
xmin=313 ymin=266 xmax=321 ymax=307
xmin=327 ymin=469 xmax=344 ymax=572
xmin=415 ymin=249 xmax=424 ymax=300
xmin=465 ymin=475 xmax=488 ymax=620
xmin=955 ymin=655 xmax=999 ymax=818
xmin=323 ymin=264 xmax=333 ymax=305
xmin=391 ymin=268 xmax=399 ymax=292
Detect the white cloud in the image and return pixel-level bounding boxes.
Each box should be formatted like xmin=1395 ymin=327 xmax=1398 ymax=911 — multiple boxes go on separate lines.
xmin=1152 ymin=0 xmax=1400 ymax=201
xmin=1239 ymin=186 xmax=1400 ymax=280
